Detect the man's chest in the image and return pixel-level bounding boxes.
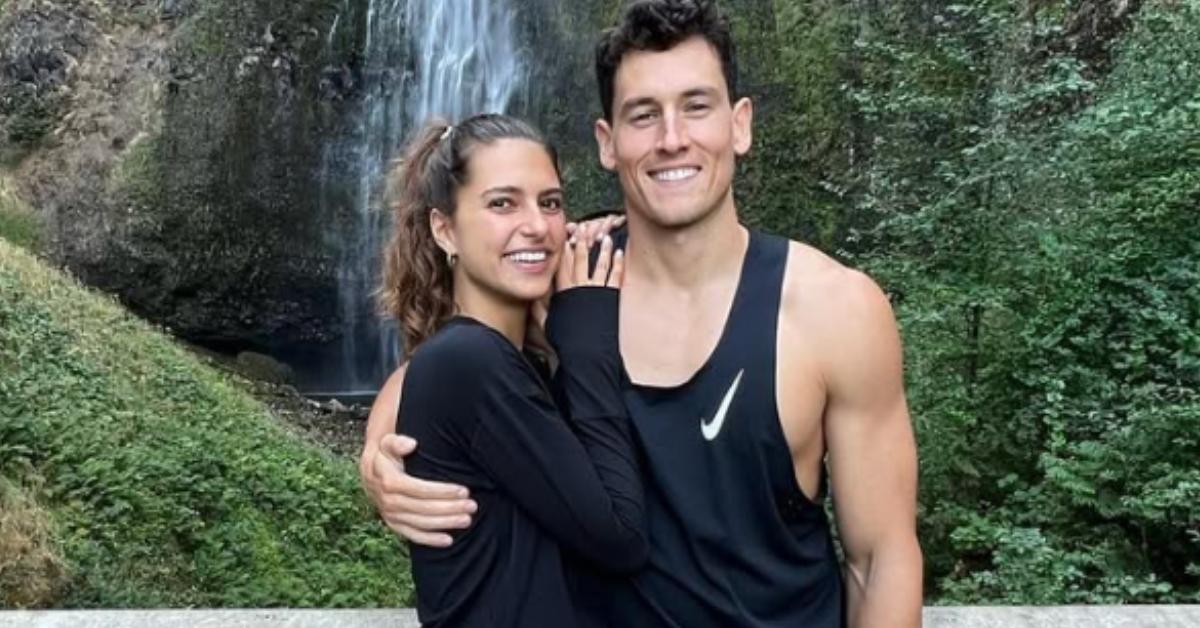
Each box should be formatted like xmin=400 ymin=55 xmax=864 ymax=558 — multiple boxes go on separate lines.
xmin=616 ymin=283 xmax=735 ymax=387
xmin=617 ymin=290 xmax=829 ymax=443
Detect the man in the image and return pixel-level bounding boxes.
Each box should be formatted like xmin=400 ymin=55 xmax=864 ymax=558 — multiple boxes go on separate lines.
xmin=361 ymin=1 xmax=922 ymax=625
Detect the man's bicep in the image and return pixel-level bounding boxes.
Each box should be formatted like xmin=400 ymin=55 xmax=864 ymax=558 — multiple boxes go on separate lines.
xmin=827 ymin=396 xmax=917 ymax=553
xmin=823 ymin=276 xmax=918 ymax=561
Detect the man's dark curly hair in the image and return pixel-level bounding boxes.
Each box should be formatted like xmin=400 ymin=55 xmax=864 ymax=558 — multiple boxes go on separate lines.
xmin=595 ymin=0 xmax=738 ymax=122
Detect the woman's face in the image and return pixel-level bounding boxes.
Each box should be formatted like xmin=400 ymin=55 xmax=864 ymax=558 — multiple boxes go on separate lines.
xmin=440 ymin=138 xmax=567 ymax=306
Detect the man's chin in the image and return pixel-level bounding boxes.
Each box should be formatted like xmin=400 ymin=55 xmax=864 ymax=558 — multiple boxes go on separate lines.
xmin=637 ymin=202 xmax=715 ymax=230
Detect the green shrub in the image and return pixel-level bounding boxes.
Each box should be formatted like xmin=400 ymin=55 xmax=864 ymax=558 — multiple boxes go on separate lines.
xmin=851 ymin=0 xmax=1200 ymax=602
xmin=0 ymin=239 xmax=413 ymax=607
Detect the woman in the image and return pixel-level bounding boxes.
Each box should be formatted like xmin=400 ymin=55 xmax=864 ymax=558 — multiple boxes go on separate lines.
xmin=368 ymin=113 xmax=645 ymax=627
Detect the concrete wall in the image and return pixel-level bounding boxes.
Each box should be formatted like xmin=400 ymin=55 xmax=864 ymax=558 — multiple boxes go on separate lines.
xmin=2 ymin=607 xmax=1199 ymax=627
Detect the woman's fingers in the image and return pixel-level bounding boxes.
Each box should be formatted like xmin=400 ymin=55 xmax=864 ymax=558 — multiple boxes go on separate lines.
xmin=600 ymin=214 xmax=620 ymax=241
xmin=592 ymin=235 xmax=613 ymax=285
xmin=569 ymin=212 xmax=625 ymax=243
xmin=556 ymin=237 xmax=575 ymax=290
xmin=607 ymin=247 xmax=625 ymax=288
xmin=572 ymin=231 xmax=590 ymax=285
xmin=592 ymin=214 xmax=621 ymax=244
xmin=558 ymin=216 xmax=625 ymax=291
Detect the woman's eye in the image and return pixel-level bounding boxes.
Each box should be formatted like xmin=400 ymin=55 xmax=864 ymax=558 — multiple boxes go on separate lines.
xmin=540 ymin=198 xmax=564 ymax=212
xmin=488 ymin=197 xmax=515 ymax=210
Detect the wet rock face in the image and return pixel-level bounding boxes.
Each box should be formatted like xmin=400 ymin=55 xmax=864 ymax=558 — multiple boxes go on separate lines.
xmin=2 ymin=0 xmax=365 ymax=352
xmin=0 ymin=0 xmax=99 ymax=159
xmin=127 ymin=2 xmax=366 ymax=350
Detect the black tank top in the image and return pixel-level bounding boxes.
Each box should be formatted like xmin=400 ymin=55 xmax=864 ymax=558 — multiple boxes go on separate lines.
xmin=605 ymin=227 xmax=845 ymax=627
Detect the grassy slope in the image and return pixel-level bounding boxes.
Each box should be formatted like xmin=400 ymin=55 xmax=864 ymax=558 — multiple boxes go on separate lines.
xmin=0 ymin=238 xmax=412 ymax=607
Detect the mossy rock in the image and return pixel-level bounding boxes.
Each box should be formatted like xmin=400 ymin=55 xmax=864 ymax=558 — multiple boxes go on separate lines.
xmin=236 ymin=350 xmax=297 ymax=386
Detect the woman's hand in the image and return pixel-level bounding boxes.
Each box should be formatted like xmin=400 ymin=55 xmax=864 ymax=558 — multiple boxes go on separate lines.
xmin=557 ymin=232 xmax=624 ymax=291
xmin=566 ymin=212 xmax=625 ymax=246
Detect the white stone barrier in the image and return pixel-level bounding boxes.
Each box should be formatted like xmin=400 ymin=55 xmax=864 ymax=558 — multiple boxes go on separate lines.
xmin=1 ymin=606 xmax=1198 ymax=627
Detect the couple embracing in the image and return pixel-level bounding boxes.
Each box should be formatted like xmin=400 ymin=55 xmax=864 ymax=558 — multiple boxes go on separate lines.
xmin=361 ymin=1 xmax=922 ymax=626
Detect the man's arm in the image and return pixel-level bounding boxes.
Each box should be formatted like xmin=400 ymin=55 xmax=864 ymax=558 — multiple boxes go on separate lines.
xmin=359 ymin=364 xmax=476 ymax=547
xmin=822 ymin=270 xmax=923 ymax=628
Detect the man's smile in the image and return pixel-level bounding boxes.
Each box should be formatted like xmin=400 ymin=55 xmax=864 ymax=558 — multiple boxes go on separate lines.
xmin=649 ymin=166 xmax=701 ymax=184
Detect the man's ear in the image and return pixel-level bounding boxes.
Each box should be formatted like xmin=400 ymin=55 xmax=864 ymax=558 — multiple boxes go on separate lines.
xmin=732 ymin=97 xmax=753 ymax=156
xmin=595 ymin=118 xmax=617 ymax=171
xmin=429 ymin=208 xmax=457 ymax=258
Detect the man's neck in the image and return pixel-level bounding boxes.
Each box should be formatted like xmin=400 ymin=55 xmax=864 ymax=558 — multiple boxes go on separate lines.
xmin=625 ymin=204 xmax=748 ymax=291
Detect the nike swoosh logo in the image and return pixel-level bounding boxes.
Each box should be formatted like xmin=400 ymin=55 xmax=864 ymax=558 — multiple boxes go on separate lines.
xmin=701 ymin=369 xmax=744 ymax=441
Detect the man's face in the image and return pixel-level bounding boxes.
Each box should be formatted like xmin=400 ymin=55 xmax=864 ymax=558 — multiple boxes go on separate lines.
xmin=595 ymin=35 xmax=752 ymax=229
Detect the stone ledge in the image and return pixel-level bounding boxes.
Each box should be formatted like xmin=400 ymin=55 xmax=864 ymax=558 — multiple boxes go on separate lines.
xmin=923 ymin=606 xmax=1200 ymax=627
xmin=1 ymin=606 xmax=1198 ymax=627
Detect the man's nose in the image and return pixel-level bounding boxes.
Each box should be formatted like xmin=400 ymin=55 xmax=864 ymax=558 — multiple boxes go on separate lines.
xmin=657 ymin=110 xmax=690 ymax=153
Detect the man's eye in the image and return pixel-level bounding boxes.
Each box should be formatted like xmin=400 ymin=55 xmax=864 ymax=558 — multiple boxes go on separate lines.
xmin=686 ymin=102 xmax=711 ymax=113
xmin=632 ymin=111 xmax=657 ymax=124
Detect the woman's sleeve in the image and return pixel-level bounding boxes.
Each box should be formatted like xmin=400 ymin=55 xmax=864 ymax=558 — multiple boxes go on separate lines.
xmin=466 ymin=288 xmax=647 ymax=574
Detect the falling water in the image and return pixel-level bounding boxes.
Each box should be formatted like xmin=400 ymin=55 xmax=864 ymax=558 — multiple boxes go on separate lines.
xmin=310 ymin=0 xmax=526 ymax=397
xmin=403 ymin=0 xmax=525 ymax=126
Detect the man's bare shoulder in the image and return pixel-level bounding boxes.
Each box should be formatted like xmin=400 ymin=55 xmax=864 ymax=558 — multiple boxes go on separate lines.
xmin=779 ymin=239 xmax=904 ymax=409
xmin=781 ymin=240 xmax=894 ymax=333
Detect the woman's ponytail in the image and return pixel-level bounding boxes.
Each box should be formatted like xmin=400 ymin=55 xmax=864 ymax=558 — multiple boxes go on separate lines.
xmin=377 ymin=121 xmax=456 ymax=357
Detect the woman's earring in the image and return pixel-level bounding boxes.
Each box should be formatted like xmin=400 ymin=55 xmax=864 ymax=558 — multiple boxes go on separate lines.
xmin=447 ymin=252 xmax=458 ymax=267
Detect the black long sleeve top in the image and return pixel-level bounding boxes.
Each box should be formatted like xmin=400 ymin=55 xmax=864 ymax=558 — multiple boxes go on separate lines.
xmin=398 ymin=287 xmax=647 ymax=628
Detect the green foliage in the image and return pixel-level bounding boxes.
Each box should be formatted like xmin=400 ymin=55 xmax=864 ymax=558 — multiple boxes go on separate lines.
xmin=844 ymin=0 xmax=1200 ymax=603
xmin=0 ymin=240 xmax=413 ymax=607
xmin=738 ymin=0 xmax=865 ymax=251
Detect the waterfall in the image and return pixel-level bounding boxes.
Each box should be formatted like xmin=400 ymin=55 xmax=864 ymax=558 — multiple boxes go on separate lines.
xmin=404 ymin=0 xmax=525 ymax=127
xmin=311 ymin=0 xmax=526 ymax=397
